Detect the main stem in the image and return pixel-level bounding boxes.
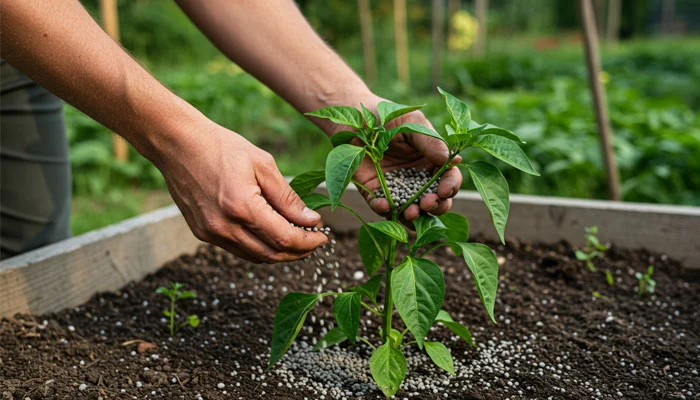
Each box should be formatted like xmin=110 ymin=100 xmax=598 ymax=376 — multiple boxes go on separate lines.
xmin=382 ymin=228 xmax=397 ymax=344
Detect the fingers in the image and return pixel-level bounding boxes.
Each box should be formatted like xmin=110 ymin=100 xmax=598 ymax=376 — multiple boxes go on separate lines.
xmin=257 ymin=155 xmax=322 ymax=228
xmin=402 ymin=203 xmax=421 ymax=221
xmin=437 ymin=166 xmax=462 ymax=199
xmin=369 ymin=197 xmax=391 ymax=214
xmin=214 ymin=225 xmax=315 ymax=263
xmin=410 ymin=133 xmax=463 ymax=167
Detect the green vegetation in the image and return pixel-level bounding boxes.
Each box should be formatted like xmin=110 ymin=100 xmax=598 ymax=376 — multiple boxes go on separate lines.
xmin=268 ymin=89 xmax=536 ymax=397
xmin=155 ymin=282 xmax=200 ymax=337
xmin=636 ymin=266 xmax=657 ymax=298
xmin=575 ymin=226 xmax=609 ymax=272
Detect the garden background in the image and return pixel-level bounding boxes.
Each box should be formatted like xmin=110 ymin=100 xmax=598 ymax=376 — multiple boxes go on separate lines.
xmin=69 ymin=0 xmax=699 ymax=234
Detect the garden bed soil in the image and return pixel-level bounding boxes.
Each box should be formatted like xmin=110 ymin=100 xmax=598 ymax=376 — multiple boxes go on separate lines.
xmin=1 ymin=234 xmax=699 ymax=399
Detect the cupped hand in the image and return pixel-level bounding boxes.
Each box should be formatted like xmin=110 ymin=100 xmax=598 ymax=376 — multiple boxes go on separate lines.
xmin=325 ymin=96 xmax=463 ymax=221
xmin=155 ymin=122 xmax=328 ymax=263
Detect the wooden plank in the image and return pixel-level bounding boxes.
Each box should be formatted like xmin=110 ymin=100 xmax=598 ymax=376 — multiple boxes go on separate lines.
xmin=579 ymin=0 xmax=621 ymax=201
xmin=358 ymin=0 xmax=377 ymax=84
xmin=393 ymin=0 xmax=410 ymax=86
xmin=317 ymin=186 xmax=700 ymax=269
xmin=99 ymin=0 xmax=129 ymax=162
xmin=0 ymin=206 xmax=201 ymax=317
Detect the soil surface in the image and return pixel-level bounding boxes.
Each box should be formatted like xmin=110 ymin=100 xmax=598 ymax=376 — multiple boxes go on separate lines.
xmin=1 ymin=234 xmax=699 ymax=400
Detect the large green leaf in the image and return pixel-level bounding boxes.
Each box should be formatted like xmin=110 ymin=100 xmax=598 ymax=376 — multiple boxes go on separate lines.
xmin=290 ymin=170 xmax=326 ymax=197
xmin=438 ymin=212 xmax=470 ymax=255
xmin=358 ymin=225 xmax=389 ymax=276
xmin=465 ymin=162 xmax=510 ymax=244
xmin=379 ymin=123 xmax=445 ymax=151
xmin=301 ymin=193 xmax=332 ymax=210
xmin=436 ymin=310 xmax=475 ymax=347
xmin=330 ymin=131 xmax=360 ymax=147
xmin=268 ymin=293 xmax=319 ymax=368
xmin=350 ymin=274 xmax=384 ymax=304
xmin=475 ymin=135 xmax=540 ymax=176
xmin=368 ymin=221 xmax=408 ymax=243
xmin=413 ymin=214 xmax=447 ymax=249
xmin=361 ymin=103 xmax=378 ymax=128
xmin=313 ymin=327 xmax=348 ymax=351
xmin=476 ymin=126 xmax=526 ymax=144
xmin=370 ymin=343 xmax=407 ymax=398
xmin=376 ymin=101 xmax=424 ymax=126
xmin=325 ymin=144 xmax=365 ymax=210
xmin=333 ymin=292 xmax=361 ymax=344
xmin=437 ymin=87 xmax=471 ymax=133
xmin=305 ymin=106 xmax=363 ymax=130
xmin=391 ymin=257 xmax=445 ymax=349
xmin=424 ymin=341 xmax=455 ymax=375
xmin=455 ymin=243 xmax=499 ymax=323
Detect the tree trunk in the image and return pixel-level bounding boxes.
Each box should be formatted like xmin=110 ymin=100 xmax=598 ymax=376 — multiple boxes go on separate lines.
xmin=606 ymin=0 xmax=621 ymax=44
xmin=394 ymin=0 xmax=410 ymax=86
xmin=473 ymin=0 xmax=487 ymax=58
xmin=358 ymin=0 xmax=377 ymax=84
xmin=431 ymin=0 xmax=445 ymax=91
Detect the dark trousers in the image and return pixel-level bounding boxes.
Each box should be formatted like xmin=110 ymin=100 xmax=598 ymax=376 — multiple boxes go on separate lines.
xmin=0 ymin=60 xmax=71 ymax=259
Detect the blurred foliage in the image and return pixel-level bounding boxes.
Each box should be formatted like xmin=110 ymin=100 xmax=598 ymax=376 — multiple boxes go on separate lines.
xmin=68 ymin=1 xmax=699 ymax=209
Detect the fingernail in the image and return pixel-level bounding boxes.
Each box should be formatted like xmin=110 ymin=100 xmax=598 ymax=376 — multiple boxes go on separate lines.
xmin=428 ymin=203 xmax=439 ymax=212
xmin=303 ymin=207 xmax=320 ymax=220
xmin=449 ymin=188 xmax=457 ymax=197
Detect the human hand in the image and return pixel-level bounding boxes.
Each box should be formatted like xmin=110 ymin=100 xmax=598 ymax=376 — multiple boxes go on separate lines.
xmin=321 ymin=95 xmax=463 ymax=221
xmin=155 ymin=121 xmax=328 ymax=263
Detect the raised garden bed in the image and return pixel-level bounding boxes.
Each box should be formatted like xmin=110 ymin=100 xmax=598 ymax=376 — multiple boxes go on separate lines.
xmin=1 ymin=189 xmax=699 ymax=399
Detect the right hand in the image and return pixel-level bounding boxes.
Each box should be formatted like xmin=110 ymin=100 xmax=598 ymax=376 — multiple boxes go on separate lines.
xmin=155 ymin=121 xmax=328 ymax=263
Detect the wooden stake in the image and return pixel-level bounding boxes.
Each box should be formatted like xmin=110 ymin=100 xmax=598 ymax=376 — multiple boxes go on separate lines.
xmin=431 ymin=0 xmax=445 ymax=91
xmin=579 ymin=0 xmax=621 ymax=201
xmin=473 ymin=0 xmax=487 ymax=58
xmin=358 ymin=0 xmax=377 ymax=84
xmin=606 ymin=0 xmax=621 ymax=44
xmin=99 ymin=0 xmax=128 ymax=162
xmin=393 ymin=0 xmax=410 ymax=86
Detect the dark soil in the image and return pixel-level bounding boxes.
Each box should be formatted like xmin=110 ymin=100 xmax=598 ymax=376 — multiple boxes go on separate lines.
xmin=1 ymin=234 xmax=699 ymax=400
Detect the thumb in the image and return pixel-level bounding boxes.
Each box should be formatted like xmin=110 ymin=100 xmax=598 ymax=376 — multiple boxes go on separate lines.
xmin=258 ymin=164 xmax=321 ymax=227
xmin=410 ymin=133 xmax=462 ymax=167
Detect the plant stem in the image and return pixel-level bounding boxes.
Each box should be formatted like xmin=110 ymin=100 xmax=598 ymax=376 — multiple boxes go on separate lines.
xmin=374 ymin=160 xmax=397 ymax=212
xmin=400 ymin=340 xmax=417 ymax=351
xmin=351 ymin=179 xmax=376 ymax=198
xmin=361 ymin=301 xmax=383 ymax=316
xmin=418 ymin=242 xmax=450 ymax=258
xmin=382 ymin=239 xmax=396 ymax=345
xmin=398 ymin=155 xmax=457 ymax=214
xmin=357 ymin=336 xmax=377 ymax=350
xmin=169 ymin=297 xmax=175 ymax=337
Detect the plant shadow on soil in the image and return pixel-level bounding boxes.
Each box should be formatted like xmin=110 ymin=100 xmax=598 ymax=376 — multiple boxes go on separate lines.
xmin=1 ymin=234 xmax=699 ymax=399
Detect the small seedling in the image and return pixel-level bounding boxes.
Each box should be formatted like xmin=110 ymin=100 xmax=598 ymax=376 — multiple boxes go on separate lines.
xmin=605 ymin=270 xmax=615 ymax=287
xmin=635 ymin=266 xmax=656 ymax=298
xmin=575 ymin=226 xmax=608 ymax=272
xmin=156 ymin=282 xmax=200 ymax=337
xmin=273 ymin=88 xmax=539 ymax=397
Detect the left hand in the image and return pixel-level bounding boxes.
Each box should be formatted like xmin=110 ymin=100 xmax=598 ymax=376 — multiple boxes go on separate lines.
xmin=324 ymin=96 xmax=463 ymax=221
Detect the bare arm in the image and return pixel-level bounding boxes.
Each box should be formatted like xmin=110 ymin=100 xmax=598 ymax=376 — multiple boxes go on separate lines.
xmin=177 ymin=0 xmax=463 ymax=220
xmin=0 ymin=0 xmax=327 ymax=262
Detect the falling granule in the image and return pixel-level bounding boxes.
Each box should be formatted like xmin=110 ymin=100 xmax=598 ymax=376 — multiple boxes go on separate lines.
xmin=373 ymin=167 xmax=440 ymax=208
xmin=289 ymin=222 xmax=339 ymax=290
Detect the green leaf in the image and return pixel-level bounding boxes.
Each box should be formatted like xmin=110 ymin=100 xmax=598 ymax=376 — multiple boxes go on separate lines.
xmin=358 ymin=225 xmax=389 ymax=276
xmin=413 ymin=214 xmax=447 ymax=249
xmin=456 ymin=243 xmax=499 ymax=323
xmin=188 ymin=315 xmax=200 ymax=328
xmin=162 ymin=310 xmax=173 ymax=317
xmin=376 ymin=101 xmax=424 ymax=126
xmin=350 ymin=274 xmax=384 ymax=303
xmin=476 ymin=126 xmax=526 ymax=144
xmin=475 ymin=135 xmax=540 ymax=176
xmin=302 ymin=193 xmax=332 ymax=210
xmin=290 ymin=170 xmax=326 ymax=197
xmin=368 ymin=221 xmax=408 ymax=243
xmin=268 ymin=293 xmax=319 ymax=368
xmin=325 ymin=144 xmax=365 ymax=210
xmin=305 ymin=106 xmax=363 ymax=130
xmin=424 ymin=342 xmax=455 ymax=375
xmin=437 ymin=87 xmax=471 ymax=133
xmin=370 ymin=343 xmax=407 ymax=398
xmin=330 ymin=131 xmax=360 ymax=147
xmin=391 ymin=257 xmax=445 ymax=349
xmin=177 ymin=291 xmax=196 ymax=300
xmin=333 ymin=292 xmax=361 ymax=344
xmin=155 ymin=287 xmax=171 ymax=296
xmin=438 ymin=212 xmax=470 ymax=254
xmin=380 ymin=123 xmax=444 ymax=152
xmin=436 ymin=310 xmax=475 ymax=347
xmin=575 ymin=250 xmax=589 ymax=261
xmin=313 ymin=327 xmax=348 ymax=351
xmin=361 ymin=103 xmax=378 ymax=128
xmin=465 ymin=162 xmax=510 ymax=244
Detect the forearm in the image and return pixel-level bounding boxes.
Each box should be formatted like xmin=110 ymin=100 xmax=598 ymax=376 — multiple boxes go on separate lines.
xmin=0 ymin=0 xmax=205 ymax=165
xmin=176 ymin=0 xmax=374 ymax=129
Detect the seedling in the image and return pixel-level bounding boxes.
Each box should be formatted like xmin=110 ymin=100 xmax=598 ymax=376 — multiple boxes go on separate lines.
xmin=156 ymin=282 xmax=200 ymax=337
xmin=635 ymin=266 xmax=656 ymax=298
xmin=605 ymin=270 xmax=615 ymax=287
xmin=272 ymin=88 xmax=539 ymax=397
xmin=575 ymin=226 xmax=608 ymax=272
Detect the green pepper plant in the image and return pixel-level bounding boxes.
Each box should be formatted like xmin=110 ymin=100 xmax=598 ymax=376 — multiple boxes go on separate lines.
xmin=267 ymin=88 xmax=539 ymax=397
xmin=156 ymin=282 xmax=200 ymax=337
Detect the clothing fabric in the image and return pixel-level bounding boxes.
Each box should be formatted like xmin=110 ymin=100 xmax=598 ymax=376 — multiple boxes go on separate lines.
xmin=0 ymin=60 xmax=71 ymax=259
